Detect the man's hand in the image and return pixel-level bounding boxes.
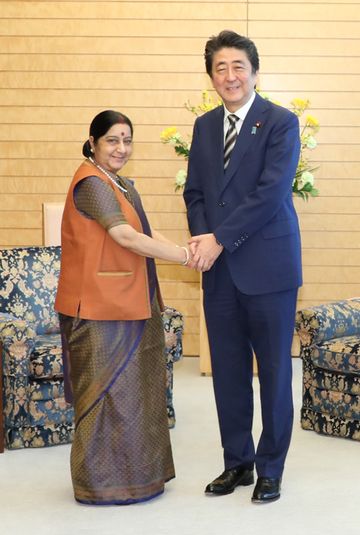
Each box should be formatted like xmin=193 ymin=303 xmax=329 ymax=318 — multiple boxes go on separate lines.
xmin=188 ymin=233 xmax=223 ymax=272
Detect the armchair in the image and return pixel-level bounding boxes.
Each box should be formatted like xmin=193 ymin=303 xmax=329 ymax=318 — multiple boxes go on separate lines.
xmin=0 ymin=246 xmax=74 ymax=449
xmin=295 ymin=298 xmax=360 ymax=441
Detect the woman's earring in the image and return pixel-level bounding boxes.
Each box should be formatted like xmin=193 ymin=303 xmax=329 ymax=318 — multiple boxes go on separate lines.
xmin=90 ymin=148 xmax=94 ymax=153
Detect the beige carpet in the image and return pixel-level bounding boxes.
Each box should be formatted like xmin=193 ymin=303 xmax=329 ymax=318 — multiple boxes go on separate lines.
xmin=0 ymin=357 xmax=358 ymax=535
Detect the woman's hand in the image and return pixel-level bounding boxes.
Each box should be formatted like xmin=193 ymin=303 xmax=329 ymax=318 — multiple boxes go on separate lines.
xmin=109 ymin=224 xmax=196 ymax=268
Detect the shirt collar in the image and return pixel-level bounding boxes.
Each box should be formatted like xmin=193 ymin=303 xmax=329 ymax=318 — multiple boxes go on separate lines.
xmin=223 ymin=91 xmax=256 ymax=123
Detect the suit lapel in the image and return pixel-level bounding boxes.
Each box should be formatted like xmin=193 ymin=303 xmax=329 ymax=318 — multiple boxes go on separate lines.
xmin=221 ymin=94 xmax=269 ymax=193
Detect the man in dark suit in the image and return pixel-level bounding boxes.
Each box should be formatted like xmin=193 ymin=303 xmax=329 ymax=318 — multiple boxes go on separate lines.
xmin=183 ymin=30 xmax=302 ymax=504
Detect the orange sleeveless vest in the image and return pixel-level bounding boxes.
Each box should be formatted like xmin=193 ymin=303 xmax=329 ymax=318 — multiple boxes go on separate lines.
xmin=55 ymin=160 xmax=151 ymax=320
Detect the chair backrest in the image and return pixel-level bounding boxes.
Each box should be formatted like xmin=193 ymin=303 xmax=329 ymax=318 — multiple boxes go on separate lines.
xmin=0 ymin=246 xmax=61 ymax=334
xmin=42 ymin=202 xmax=65 ymax=246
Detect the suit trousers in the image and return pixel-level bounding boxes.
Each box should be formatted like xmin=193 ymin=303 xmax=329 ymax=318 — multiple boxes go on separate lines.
xmin=203 ymin=254 xmax=298 ymax=478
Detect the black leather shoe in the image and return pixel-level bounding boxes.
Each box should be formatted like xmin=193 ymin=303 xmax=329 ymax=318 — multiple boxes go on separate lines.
xmin=251 ymin=477 xmax=281 ymax=503
xmin=205 ymin=467 xmax=254 ymax=495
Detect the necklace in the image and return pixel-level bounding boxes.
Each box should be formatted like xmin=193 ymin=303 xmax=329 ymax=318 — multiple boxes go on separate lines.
xmin=88 ymin=156 xmax=127 ymax=193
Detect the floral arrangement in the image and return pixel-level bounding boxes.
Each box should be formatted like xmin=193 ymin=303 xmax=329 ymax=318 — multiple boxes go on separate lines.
xmin=160 ymin=90 xmax=319 ymax=199
xmin=289 ymin=97 xmax=320 ymax=199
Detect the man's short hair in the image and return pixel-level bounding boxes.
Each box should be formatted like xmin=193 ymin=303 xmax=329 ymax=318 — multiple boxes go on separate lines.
xmin=204 ymin=30 xmax=260 ymax=77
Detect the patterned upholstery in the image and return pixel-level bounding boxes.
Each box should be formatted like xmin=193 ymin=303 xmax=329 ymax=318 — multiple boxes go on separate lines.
xmin=295 ymin=298 xmax=360 ymax=441
xmin=0 ymin=246 xmax=184 ymax=449
xmin=0 ymin=246 xmax=75 ymax=449
xmin=162 ymin=306 xmax=184 ymax=428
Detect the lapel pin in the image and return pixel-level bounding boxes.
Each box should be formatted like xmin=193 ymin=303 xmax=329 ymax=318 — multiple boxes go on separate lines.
xmin=251 ymin=122 xmax=262 ymax=135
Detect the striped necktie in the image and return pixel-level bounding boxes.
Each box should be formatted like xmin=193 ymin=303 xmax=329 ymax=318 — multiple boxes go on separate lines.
xmin=224 ymin=114 xmax=239 ymax=170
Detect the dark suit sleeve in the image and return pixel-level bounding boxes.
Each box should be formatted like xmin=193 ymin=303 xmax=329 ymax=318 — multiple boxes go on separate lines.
xmin=215 ymin=111 xmax=300 ymax=253
xmin=183 ymin=119 xmax=210 ymax=236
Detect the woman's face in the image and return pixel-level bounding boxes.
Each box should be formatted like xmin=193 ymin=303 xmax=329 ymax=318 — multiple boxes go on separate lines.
xmin=90 ymin=122 xmax=133 ymax=174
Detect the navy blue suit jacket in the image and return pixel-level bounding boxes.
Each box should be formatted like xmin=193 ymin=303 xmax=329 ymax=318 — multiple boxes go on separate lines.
xmin=184 ymin=93 xmax=303 ymax=295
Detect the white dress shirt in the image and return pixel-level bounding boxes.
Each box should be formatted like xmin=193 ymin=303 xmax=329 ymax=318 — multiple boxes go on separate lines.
xmin=223 ymin=91 xmax=256 ymax=142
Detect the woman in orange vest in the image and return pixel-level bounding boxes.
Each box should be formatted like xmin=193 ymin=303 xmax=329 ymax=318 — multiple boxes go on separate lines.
xmin=55 ymin=110 xmax=192 ymax=505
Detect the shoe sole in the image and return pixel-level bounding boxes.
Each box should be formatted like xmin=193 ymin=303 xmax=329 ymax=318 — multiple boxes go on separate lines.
xmin=251 ymin=494 xmax=280 ymax=504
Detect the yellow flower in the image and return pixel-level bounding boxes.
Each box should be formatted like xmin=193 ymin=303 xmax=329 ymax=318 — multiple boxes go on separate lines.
xmin=185 ymin=90 xmax=222 ymax=116
xmin=305 ymin=115 xmax=320 ymax=128
xmin=290 ymin=98 xmax=311 ymax=117
xmin=291 ymin=98 xmax=310 ymax=110
xmin=198 ymin=90 xmax=222 ymax=112
xmin=160 ymin=127 xmax=178 ymax=142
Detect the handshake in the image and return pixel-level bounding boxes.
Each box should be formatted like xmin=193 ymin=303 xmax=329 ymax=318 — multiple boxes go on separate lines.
xmin=183 ymin=233 xmax=223 ymax=272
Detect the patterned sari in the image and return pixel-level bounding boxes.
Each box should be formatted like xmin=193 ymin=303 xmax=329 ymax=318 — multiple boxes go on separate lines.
xmin=59 ymin=174 xmax=175 ymax=504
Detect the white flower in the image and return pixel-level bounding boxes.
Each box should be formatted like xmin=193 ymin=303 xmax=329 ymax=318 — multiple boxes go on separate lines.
xmin=305 ymin=135 xmax=317 ymax=149
xmin=175 ymin=169 xmax=187 ymax=188
xmin=298 ymin=171 xmax=314 ymax=189
xmin=168 ymin=136 xmax=179 ymax=146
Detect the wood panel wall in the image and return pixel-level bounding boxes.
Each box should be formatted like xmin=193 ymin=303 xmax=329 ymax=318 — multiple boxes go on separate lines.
xmin=1 ymin=1 xmax=359 ymax=355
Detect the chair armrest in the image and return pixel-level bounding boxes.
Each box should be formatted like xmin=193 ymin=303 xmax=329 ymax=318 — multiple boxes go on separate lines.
xmin=162 ymin=306 xmax=184 ymax=363
xmin=0 ymin=315 xmax=37 ymax=430
xmin=295 ymin=298 xmax=360 ymax=348
xmin=0 ymin=314 xmax=36 ymax=376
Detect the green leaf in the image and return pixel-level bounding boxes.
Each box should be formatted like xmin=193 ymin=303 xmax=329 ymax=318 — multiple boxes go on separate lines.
xmin=174 ymin=146 xmax=189 ymax=158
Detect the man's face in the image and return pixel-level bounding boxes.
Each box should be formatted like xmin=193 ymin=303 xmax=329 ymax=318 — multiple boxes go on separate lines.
xmin=211 ymin=47 xmax=258 ymax=112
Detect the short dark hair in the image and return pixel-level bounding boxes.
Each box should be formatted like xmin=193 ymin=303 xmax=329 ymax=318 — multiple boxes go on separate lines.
xmin=82 ymin=110 xmax=133 ymax=157
xmin=204 ymin=30 xmax=259 ymax=77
